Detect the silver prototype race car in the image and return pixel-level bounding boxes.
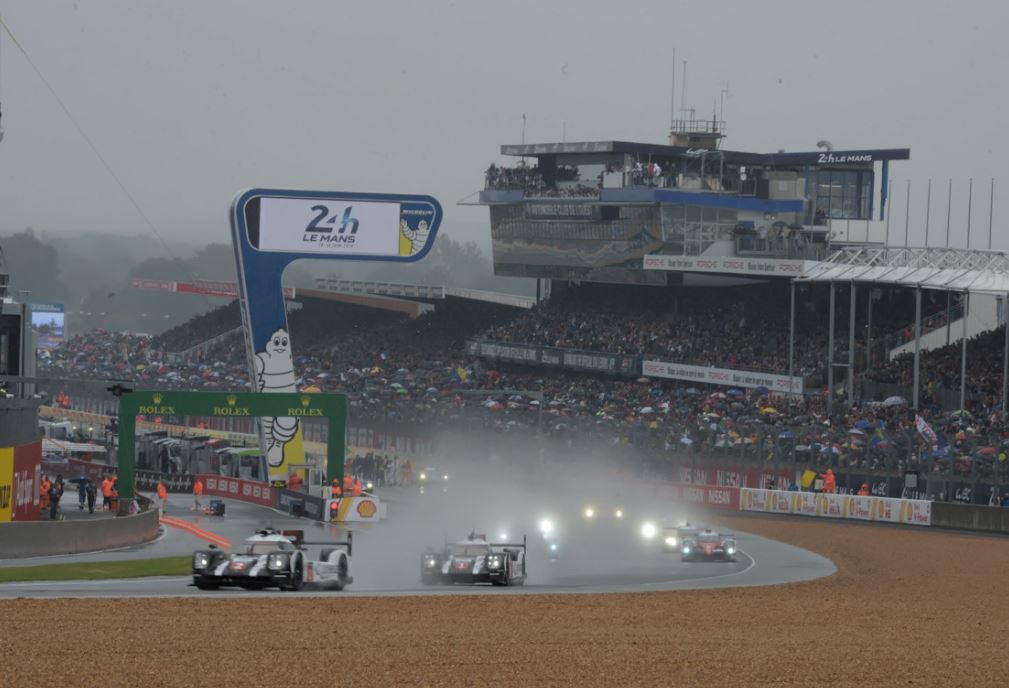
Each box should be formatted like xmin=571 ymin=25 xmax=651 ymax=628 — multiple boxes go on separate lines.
xmin=421 ymin=532 xmax=527 ymax=586
xmin=192 ymin=528 xmax=353 ymax=591
xmin=662 ymin=522 xmax=699 ymax=553
xmin=680 ymin=528 xmax=737 ymax=562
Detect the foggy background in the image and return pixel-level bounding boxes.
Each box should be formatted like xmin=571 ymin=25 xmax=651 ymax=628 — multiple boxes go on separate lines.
xmin=0 ymin=0 xmax=1006 ymax=331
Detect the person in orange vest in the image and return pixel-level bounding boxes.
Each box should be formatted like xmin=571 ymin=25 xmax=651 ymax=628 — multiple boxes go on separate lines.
xmin=156 ymin=481 xmax=168 ymax=513
xmin=857 ymin=482 xmax=870 ymax=496
xmin=343 ymin=473 xmax=353 ymax=493
xmin=352 ymin=478 xmax=363 ymax=497
xmin=100 ymin=476 xmax=113 ymax=511
xmin=193 ymin=477 xmax=204 ymax=511
xmin=288 ymin=471 xmax=303 ymax=492
xmin=40 ymin=475 xmax=52 ymax=510
xmin=109 ymin=476 xmax=119 ymax=513
xmin=330 ymin=479 xmax=342 ymax=498
xmin=823 ymin=469 xmax=836 ymax=494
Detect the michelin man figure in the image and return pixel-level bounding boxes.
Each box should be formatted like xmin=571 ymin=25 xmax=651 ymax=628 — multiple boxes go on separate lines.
xmin=255 ymin=328 xmax=299 ymax=467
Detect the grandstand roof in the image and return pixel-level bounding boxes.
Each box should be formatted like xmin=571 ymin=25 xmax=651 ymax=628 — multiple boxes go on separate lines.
xmin=797 ymin=247 xmax=1009 ymax=295
xmin=500 ymin=141 xmax=910 ymax=167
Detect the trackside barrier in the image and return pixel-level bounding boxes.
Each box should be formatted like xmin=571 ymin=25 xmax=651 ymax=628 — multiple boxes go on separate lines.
xmin=326 ymin=495 xmax=387 ymax=523
xmin=198 ymin=474 xmax=276 ymax=508
xmin=640 ymin=481 xmax=740 ymax=510
xmin=739 ymin=488 xmax=931 ymax=526
xmin=0 ymin=507 xmax=160 ymax=558
xmin=930 ymin=502 xmax=1009 ymax=533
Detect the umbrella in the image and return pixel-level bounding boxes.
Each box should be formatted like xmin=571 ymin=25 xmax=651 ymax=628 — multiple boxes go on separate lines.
xmin=778 ymin=431 xmax=795 ymax=440
xmin=709 ymin=392 xmax=727 ymax=400
xmin=978 ymin=447 xmax=997 ymax=457
xmin=752 ymin=386 xmax=769 ymax=397
xmin=636 ymin=377 xmax=649 ymax=383
xmin=760 ymin=407 xmax=779 ymax=415
xmin=951 ymin=409 xmax=974 ymax=418
xmin=685 ymin=387 xmax=701 ymax=395
xmin=855 ymin=419 xmax=873 ymax=430
xmin=640 ymin=407 xmax=655 ymax=414
xmin=883 ymin=396 xmax=908 ymax=407
xmin=848 ymin=428 xmax=866 ymax=436
xmin=726 ymin=388 xmax=744 ymax=397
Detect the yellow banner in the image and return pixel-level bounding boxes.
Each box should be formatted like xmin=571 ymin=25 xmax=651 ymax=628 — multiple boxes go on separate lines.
xmin=0 ymin=447 xmax=15 ymax=522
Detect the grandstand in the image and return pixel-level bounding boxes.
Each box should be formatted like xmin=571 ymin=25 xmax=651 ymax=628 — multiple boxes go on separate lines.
xmin=35 ymin=127 xmax=1009 ymax=508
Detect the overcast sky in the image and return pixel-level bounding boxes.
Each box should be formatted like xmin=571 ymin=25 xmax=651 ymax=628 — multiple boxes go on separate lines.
xmin=0 ymin=0 xmax=1006 ymax=251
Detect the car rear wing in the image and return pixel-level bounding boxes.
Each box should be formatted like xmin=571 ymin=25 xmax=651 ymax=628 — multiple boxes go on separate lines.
xmin=490 ymin=535 xmax=526 ymax=551
xmin=284 ymin=529 xmax=354 ymax=557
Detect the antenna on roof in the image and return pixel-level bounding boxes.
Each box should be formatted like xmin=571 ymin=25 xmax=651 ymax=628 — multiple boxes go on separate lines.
xmin=669 ymin=47 xmax=676 ymax=136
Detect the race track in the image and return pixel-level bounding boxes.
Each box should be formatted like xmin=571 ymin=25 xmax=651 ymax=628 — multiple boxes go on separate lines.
xmin=0 ymin=484 xmax=835 ymax=598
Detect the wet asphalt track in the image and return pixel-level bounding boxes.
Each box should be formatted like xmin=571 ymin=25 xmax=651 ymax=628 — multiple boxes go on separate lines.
xmin=0 ymin=486 xmax=836 ymax=598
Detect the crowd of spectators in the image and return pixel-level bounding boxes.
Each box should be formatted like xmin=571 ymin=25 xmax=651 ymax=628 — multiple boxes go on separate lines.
xmin=36 ymin=283 xmax=1009 ymax=500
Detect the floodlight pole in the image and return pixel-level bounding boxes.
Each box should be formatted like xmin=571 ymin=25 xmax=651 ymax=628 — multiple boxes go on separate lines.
xmin=1002 ymin=295 xmax=1009 ymax=419
xmin=913 ymin=286 xmax=921 ymax=411
xmin=827 ymin=283 xmax=835 ymax=415
xmin=848 ymin=282 xmax=856 ymax=406
xmin=960 ymin=291 xmax=969 ymax=411
xmin=788 ymin=280 xmax=795 ymax=394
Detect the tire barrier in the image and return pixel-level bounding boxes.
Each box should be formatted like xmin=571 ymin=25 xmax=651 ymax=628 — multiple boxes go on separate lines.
xmin=0 ymin=507 xmax=159 ymax=558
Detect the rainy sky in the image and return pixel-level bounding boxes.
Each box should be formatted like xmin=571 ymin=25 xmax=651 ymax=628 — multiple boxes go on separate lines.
xmin=0 ymin=0 xmax=1006 ymax=250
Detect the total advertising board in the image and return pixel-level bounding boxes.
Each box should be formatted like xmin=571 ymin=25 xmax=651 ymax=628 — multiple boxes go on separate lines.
xmin=739 ymin=488 xmax=931 ymax=526
xmin=643 ymin=254 xmax=812 ymax=277
xmin=0 ymin=441 xmax=42 ymax=522
xmin=643 ymin=359 xmax=803 ymax=394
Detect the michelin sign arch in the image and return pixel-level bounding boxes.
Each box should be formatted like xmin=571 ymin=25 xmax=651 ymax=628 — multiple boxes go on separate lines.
xmin=230 ymin=189 xmax=442 ymax=486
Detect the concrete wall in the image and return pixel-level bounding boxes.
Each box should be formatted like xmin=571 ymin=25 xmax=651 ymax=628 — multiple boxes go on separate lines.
xmin=931 ymin=501 xmax=1009 ymax=533
xmin=0 ymin=507 xmax=160 ymax=558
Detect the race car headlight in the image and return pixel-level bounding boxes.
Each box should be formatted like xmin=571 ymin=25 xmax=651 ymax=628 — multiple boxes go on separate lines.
xmin=268 ymin=554 xmax=289 ymax=571
xmin=726 ymin=544 xmax=736 ymax=555
xmin=583 ymin=506 xmax=595 ymax=519
xmin=443 ymin=474 xmax=449 ymax=481
xmin=641 ymin=522 xmax=657 ymax=539
xmin=664 ymin=536 xmax=677 ymax=547
xmin=614 ymin=508 xmax=623 ymax=519
xmin=549 ymin=543 xmax=558 ymax=552
xmin=419 ymin=472 xmax=427 ymax=481
xmin=486 ymin=555 xmax=504 ymax=569
xmin=539 ymin=518 xmax=554 ymax=536
xmin=193 ymin=553 xmax=211 ymax=570
xmin=682 ymin=545 xmax=691 ymax=555
xmin=366 ymin=481 xmax=373 ymax=490
xmin=423 ymin=555 xmax=439 ymax=568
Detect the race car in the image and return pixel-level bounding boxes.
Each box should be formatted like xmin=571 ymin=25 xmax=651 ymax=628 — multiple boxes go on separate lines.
xmin=662 ymin=522 xmax=699 ymax=553
xmin=680 ymin=528 xmax=737 ymax=562
xmin=192 ymin=528 xmax=353 ymax=591
xmin=201 ymin=499 xmax=226 ymax=517
xmin=418 ymin=466 xmax=450 ymax=493
xmin=421 ymin=532 xmax=526 ymax=586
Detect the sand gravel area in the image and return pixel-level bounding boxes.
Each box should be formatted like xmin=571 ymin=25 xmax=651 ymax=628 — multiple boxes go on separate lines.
xmin=2 ymin=515 xmax=1006 ymax=687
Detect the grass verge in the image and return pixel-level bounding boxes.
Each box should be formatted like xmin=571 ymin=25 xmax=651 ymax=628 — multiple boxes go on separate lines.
xmin=0 ymin=556 xmax=191 ymax=582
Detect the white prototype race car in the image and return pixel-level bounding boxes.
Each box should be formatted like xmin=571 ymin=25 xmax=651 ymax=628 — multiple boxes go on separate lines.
xmin=421 ymin=532 xmax=527 ymax=586
xmin=192 ymin=528 xmax=353 ymax=591
xmin=662 ymin=522 xmax=699 ymax=553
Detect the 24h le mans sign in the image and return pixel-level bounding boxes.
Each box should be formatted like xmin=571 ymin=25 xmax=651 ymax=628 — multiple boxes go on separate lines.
xmin=116 ymin=390 xmax=346 ymax=502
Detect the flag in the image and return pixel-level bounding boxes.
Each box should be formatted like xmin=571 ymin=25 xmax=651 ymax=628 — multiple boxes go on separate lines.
xmin=916 ymin=414 xmax=938 ymax=448
xmin=868 ymin=424 xmax=886 ymax=449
